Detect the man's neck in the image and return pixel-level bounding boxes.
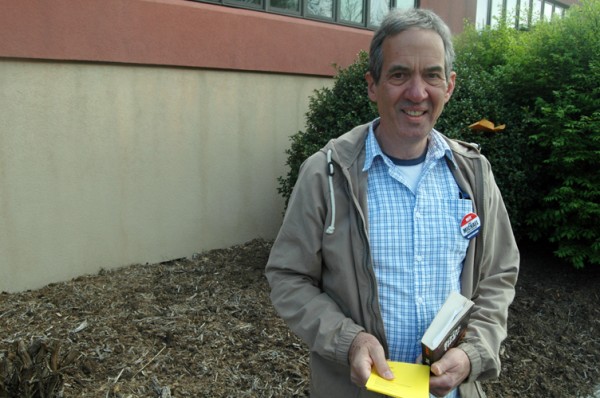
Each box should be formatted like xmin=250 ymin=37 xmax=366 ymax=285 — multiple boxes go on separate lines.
xmin=374 ymin=125 xmax=429 ymax=160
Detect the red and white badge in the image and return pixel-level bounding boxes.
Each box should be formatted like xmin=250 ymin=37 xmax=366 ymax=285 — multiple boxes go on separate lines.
xmin=460 ymin=212 xmax=481 ymax=239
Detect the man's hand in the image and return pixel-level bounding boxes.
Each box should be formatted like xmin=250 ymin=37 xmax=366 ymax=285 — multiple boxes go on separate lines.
xmin=348 ymin=332 xmax=393 ymax=387
xmin=429 ymin=347 xmax=471 ymax=397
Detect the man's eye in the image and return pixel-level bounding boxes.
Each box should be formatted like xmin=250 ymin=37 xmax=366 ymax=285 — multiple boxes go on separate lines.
xmin=389 ymin=72 xmax=410 ymax=82
xmin=426 ymin=73 xmax=445 ymax=82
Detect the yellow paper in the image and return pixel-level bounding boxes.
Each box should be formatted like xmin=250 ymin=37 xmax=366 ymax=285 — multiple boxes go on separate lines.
xmin=365 ymin=361 xmax=430 ymax=398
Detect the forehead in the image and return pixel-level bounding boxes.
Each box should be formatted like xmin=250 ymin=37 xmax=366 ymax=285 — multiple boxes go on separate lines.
xmin=381 ymin=28 xmax=445 ymax=66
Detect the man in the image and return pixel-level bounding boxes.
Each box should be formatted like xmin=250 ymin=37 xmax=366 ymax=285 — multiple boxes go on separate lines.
xmin=266 ymin=8 xmax=519 ymax=398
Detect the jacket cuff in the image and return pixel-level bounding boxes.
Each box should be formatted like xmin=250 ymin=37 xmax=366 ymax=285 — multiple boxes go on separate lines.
xmin=459 ymin=342 xmax=482 ymax=382
xmin=335 ymin=324 xmax=365 ymax=365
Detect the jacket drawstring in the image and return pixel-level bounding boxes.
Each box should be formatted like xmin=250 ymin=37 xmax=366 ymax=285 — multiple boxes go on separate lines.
xmin=325 ymin=149 xmax=336 ymax=235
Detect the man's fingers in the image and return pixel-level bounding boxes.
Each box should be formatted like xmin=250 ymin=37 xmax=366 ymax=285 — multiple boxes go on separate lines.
xmin=366 ymin=336 xmax=394 ymax=380
xmin=374 ymin=359 xmax=394 ymax=380
xmin=429 ymin=348 xmax=471 ymax=397
xmin=367 ymin=336 xmax=393 ymax=379
xmin=349 ymin=332 xmax=393 ymax=385
xmin=350 ymin=364 xmax=371 ymax=386
xmin=430 ymin=361 xmax=444 ymax=376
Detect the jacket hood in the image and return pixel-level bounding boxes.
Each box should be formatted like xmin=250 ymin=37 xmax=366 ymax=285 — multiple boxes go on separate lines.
xmin=321 ymin=123 xmax=370 ymax=170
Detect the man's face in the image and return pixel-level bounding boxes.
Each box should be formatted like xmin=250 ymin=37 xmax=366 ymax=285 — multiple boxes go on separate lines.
xmin=366 ymin=28 xmax=455 ymax=149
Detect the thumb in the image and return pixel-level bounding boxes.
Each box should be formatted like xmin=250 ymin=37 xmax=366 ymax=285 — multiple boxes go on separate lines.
xmin=430 ymin=361 xmax=445 ymax=377
xmin=373 ymin=358 xmax=394 ymax=380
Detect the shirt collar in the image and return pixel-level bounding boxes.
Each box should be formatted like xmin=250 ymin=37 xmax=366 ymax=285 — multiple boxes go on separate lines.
xmin=363 ymin=118 xmax=456 ymax=172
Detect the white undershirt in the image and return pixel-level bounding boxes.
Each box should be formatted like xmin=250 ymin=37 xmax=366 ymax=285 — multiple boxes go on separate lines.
xmin=385 ymin=150 xmax=428 ymax=193
xmin=396 ymin=163 xmax=424 ymax=192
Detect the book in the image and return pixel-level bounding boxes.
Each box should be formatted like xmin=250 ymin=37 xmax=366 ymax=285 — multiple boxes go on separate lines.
xmin=365 ymin=361 xmax=430 ymax=398
xmin=421 ymin=291 xmax=474 ymax=366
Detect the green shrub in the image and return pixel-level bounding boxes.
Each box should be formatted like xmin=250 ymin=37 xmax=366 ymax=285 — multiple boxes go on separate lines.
xmin=442 ymin=0 xmax=600 ymax=267
xmin=528 ymin=89 xmax=600 ymax=268
xmin=277 ymin=51 xmax=377 ymax=204
xmin=505 ymin=0 xmax=600 ymax=267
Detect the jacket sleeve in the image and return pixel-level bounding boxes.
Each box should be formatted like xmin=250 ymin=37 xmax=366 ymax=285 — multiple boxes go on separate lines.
xmin=460 ymin=157 xmax=520 ymax=383
xmin=265 ymin=151 xmax=365 ymax=365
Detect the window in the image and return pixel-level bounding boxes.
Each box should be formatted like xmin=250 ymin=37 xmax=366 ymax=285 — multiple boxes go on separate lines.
xmin=477 ymin=0 xmax=569 ymax=29
xmin=554 ymin=4 xmax=565 ymax=16
xmin=271 ymin=0 xmax=301 ymax=13
xmin=369 ymin=0 xmax=390 ymax=26
xmin=506 ymin=0 xmax=518 ymax=25
xmin=188 ymin=0 xmax=417 ymax=29
xmin=543 ymin=1 xmax=555 ymax=19
xmin=307 ymin=0 xmax=334 ymax=19
xmin=476 ymin=0 xmax=489 ymax=29
xmin=340 ymin=0 xmax=363 ymax=24
xmin=531 ymin=0 xmax=543 ymax=24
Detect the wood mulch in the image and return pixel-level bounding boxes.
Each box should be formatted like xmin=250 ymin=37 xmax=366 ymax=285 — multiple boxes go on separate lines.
xmin=1 ymin=239 xmax=598 ymax=397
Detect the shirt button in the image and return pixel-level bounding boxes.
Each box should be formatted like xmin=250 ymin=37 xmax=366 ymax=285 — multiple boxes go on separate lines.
xmin=415 ymin=255 xmax=423 ymax=262
xmin=415 ymin=211 xmax=422 ymax=218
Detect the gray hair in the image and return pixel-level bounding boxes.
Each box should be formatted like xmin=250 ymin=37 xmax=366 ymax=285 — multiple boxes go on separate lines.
xmin=369 ymin=8 xmax=455 ymax=83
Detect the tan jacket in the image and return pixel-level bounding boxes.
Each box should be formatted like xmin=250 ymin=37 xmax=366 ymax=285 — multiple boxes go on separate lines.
xmin=266 ymin=123 xmax=519 ymax=397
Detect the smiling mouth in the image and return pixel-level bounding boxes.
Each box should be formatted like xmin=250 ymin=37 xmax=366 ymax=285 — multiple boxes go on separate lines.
xmin=403 ymin=110 xmax=426 ymax=117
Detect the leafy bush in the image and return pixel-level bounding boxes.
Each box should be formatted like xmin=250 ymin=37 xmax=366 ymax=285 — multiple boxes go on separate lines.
xmin=514 ymin=0 xmax=600 ymax=268
xmin=528 ymin=89 xmax=600 ymax=267
xmin=434 ymin=1 xmax=599 ymax=267
xmin=277 ymin=51 xmax=377 ymax=204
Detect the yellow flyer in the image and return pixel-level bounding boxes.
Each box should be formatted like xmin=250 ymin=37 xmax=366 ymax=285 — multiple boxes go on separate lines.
xmin=365 ymin=361 xmax=430 ymax=398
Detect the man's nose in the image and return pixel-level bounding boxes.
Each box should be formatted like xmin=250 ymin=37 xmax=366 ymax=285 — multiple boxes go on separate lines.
xmin=404 ymin=76 xmax=428 ymax=102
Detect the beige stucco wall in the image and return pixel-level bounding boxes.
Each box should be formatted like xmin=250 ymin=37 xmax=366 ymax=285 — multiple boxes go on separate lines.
xmin=0 ymin=59 xmax=331 ymax=292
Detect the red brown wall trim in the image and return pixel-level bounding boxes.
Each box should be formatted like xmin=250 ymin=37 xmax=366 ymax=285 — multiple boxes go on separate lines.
xmin=0 ymin=0 xmax=373 ymax=77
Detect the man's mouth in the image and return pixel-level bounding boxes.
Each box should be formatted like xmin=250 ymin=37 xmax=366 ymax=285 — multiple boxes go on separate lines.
xmin=403 ymin=109 xmax=426 ymax=117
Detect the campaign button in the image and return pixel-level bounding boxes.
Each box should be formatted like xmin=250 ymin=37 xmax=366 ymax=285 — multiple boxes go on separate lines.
xmin=460 ymin=212 xmax=481 ymax=239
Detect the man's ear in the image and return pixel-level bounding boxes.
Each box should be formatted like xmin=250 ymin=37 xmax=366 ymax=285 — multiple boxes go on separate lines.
xmin=444 ymin=71 xmax=457 ymax=103
xmin=365 ymin=71 xmax=378 ymax=102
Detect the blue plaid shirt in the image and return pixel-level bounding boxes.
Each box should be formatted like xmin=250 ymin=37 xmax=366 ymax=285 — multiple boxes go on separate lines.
xmin=365 ymin=120 xmax=472 ymax=398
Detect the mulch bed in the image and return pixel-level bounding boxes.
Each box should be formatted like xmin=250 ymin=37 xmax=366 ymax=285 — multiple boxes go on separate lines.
xmin=1 ymin=239 xmax=598 ymax=397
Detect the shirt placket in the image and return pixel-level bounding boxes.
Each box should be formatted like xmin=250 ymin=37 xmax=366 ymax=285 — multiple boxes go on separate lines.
xmin=413 ymin=192 xmax=427 ymax=350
